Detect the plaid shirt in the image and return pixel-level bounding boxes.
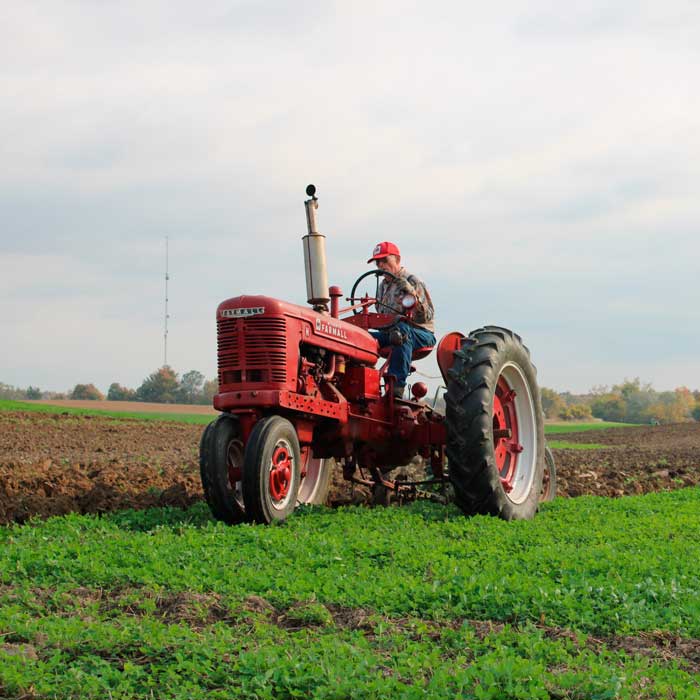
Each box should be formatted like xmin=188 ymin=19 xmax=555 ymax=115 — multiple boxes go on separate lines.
xmin=376 ymin=267 xmax=435 ymax=332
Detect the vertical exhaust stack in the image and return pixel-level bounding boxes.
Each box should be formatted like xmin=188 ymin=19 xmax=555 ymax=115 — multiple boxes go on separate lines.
xmin=302 ymin=184 xmax=330 ymax=311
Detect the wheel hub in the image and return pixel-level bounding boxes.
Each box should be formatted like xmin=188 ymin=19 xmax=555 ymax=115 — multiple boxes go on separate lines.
xmin=493 ymin=376 xmax=523 ymax=493
xmin=269 ymin=444 xmax=293 ymax=502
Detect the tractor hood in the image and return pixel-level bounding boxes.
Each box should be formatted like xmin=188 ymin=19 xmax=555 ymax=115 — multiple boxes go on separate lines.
xmin=217 ymin=295 xmax=379 ymax=365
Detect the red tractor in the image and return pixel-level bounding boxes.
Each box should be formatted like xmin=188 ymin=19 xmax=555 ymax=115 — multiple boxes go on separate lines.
xmin=200 ymin=185 xmax=555 ymax=524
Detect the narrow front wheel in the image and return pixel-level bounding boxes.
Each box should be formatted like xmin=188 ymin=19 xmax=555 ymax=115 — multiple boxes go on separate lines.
xmin=199 ymin=414 xmax=246 ymax=524
xmin=242 ymin=416 xmax=301 ymax=524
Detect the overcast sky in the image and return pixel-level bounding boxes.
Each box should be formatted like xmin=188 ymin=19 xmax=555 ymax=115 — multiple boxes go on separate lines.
xmin=1 ymin=1 xmax=698 ymax=395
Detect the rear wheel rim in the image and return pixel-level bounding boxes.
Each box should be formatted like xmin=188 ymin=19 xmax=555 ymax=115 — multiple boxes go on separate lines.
xmin=297 ymin=446 xmax=325 ymax=504
xmin=269 ymin=439 xmax=294 ymax=508
xmin=541 ymin=448 xmax=555 ymax=501
xmin=493 ymin=363 xmax=537 ymax=504
xmin=541 ymin=462 xmax=552 ymax=499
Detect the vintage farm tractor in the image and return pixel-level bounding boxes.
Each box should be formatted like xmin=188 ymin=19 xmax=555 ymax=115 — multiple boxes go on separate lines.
xmin=200 ymin=185 xmax=555 ymax=524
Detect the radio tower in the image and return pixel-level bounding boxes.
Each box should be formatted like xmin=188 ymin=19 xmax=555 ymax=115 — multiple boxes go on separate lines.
xmin=164 ymin=236 xmax=170 ymax=367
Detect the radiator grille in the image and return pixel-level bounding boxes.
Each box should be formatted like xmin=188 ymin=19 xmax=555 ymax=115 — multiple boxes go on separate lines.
xmin=217 ymin=316 xmax=287 ymax=385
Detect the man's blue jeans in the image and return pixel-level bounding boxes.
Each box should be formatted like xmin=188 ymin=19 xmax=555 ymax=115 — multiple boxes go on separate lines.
xmin=370 ymin=321 xmax=436 ymax=388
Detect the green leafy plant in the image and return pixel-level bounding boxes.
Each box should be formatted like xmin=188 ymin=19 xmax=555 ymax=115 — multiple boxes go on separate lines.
xmin=2 ymin=485 xmax=699 ymax=698
xmin=547 ymin=440 xmax=607 ymax=450
xmin=0 ymin=399 xmax=213 ymax=424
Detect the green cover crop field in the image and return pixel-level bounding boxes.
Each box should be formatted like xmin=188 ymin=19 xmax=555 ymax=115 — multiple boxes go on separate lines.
xmin=2 ymin=493 xmax=700 ymax=698
xmin=1 ymin=403 xmax=700 ymax=698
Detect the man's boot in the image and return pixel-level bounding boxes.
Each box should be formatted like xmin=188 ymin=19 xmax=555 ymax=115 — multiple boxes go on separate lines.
xmin=393 ymin=384 xmax=405 ymax=399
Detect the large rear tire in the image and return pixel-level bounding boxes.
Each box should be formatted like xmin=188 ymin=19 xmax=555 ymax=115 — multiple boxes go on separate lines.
xmin=242 ymin=416 xmax=301 ymax=524
xmin=199 ymin=414 xmax=246 ymax=524
xmin=445 ymin=326 xmax=545 ymax=520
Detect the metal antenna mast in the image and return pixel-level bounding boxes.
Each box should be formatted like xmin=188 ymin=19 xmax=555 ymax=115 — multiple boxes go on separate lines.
xmin=164 ymin=236 xmax=170 ymax=367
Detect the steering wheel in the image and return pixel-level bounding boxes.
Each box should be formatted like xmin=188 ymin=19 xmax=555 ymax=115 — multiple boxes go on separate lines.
xmin=349 ymin=269 xmax=401 ymax=315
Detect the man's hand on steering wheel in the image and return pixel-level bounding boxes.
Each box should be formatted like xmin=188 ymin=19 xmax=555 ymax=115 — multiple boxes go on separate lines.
xmin=349 ymin=269 xmax=402 ymax=315
xmin=348 ymin=269 xmax=418 ymax=329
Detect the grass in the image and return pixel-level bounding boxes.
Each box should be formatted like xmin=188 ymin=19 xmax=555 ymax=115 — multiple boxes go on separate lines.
xmin=545 ymin=421 xmax=639 ymax=434
xmin=1 ymin=490 xmax=700 ymax=698
xmin=0 ymin=399 xmax=213 ymax=425
xmin=547 ymin=440 xmax=607 ymax=450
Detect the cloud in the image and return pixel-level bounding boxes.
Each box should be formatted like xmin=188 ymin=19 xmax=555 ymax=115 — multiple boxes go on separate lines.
xmin=1 ymin=2 xmax=698 ymax=394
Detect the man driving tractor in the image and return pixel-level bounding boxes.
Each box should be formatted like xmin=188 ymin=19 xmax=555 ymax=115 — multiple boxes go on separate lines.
xmin=367 ymin=241 xmax=436 ymax=398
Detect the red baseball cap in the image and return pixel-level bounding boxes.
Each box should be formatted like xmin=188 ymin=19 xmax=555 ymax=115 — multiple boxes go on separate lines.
xmin=367 ymin=241 xmax=400 ymax=264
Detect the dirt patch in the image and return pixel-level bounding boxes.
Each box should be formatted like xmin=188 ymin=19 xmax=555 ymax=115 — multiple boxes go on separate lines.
xmin=1 ymin=410 xmax=700 ymax=524
xmin=0 ymin=411 xmax=204 ymax=524
xmin=551 ymin=423 xmax=700 ymax=498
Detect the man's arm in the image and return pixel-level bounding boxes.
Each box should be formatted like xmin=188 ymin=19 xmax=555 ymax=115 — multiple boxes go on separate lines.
xmin=405 ymin=275 xmax=434 ymax=324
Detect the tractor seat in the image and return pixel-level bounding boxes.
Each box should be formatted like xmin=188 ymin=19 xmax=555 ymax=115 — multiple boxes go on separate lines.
xmin=378 ymin=345 xmax=434 ymax=361
xmin=411 ymin=345 xmax=434 ymax=361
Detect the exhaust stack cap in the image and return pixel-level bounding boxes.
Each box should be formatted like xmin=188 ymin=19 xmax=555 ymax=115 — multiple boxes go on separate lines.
xmin=306 ymin=183 xmax=316 ymax=197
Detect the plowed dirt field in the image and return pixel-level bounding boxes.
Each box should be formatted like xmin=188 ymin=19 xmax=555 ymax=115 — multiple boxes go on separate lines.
xmin=1 ymin=410 xmax=699 ymax=524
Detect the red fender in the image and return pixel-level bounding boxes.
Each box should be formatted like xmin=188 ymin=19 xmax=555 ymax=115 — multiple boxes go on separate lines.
xmin=436 ymin=332 xmax=466 ymax=385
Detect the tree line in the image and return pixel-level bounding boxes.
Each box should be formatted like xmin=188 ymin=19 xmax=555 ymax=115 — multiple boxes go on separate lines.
xmin=3 ymin=374 xmax=700 ymax=423
xmin=0 ymin=366 xmax=217 ymax=405
xmin=540 ymin=378 xmax=700 ymax=424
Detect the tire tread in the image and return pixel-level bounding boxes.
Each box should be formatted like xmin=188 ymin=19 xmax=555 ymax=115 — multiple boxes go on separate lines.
xmin=446 ymin=327 xmax=544 ymax=520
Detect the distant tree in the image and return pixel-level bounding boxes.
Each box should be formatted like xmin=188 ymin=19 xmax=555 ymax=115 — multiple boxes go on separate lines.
xmin=591 ymin=394 xmax=627 ymax=422
xmin=575 ymin=404 xmax=593 ymax=419
xmin=644 ymin=402 xmax=681 ymax=425
xmin=0 ymin=383 xmax=21 ymax=400
xmin=540 ymin=387 xmax=565 ymax=419
xmin=177 ymin=370 xmax=205 ymax=404
xmin=70 ymin=383 xmax=104 ymax=400
xmin=557 ymin=391 xmax=576 ymax=406
xmin=560 ymin=403 xmax=593 ymax=421
xmin=559 ymin=406 xmax=574 ymax=421
xmin=645 ymin=387 xmax=695 ymax=424
xmin=107 ymin=382 xmax=136 ymax=401
xmin=674 ymin=387 xmax=695 ymax=417
xmin=199 ymin=378 xmax=218 ymax=405
xmin=136 ymin=366 xmax=179 ymax=403
xmin=611 ymin=378 xmax=655 ymax=423
xmin=0 ymin=384 xmax=46 ymax=400
xmin=692 ymin=404 xmax=700 ymax=422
